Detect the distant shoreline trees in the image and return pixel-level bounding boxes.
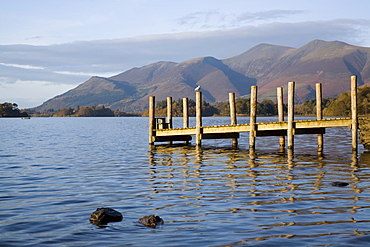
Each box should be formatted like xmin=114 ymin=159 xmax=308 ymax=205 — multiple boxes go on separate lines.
xmin=27 ymin=105 xmax=140 ymax=117
xmin=0 ymin=103 xmax=29 ymax=117
xmin=8 ymin=85 xmax=370 ymax=118
xmin=142 ymin=85 xmax=370 ymax=118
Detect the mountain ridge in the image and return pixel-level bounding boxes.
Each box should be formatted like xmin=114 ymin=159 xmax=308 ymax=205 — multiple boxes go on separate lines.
xmin=35 ymin=40 xmax=370 ymax=112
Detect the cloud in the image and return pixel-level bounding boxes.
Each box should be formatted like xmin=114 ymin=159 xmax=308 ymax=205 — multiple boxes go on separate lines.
xmin=0 ymin=79 xmax=75 ymax=108
xmin=176 ymin=9 xmax=306 ymax=30
xmin=176 ymin=10 xmax=225 ymax=28
xmin=0 ymin=62 xmax=44 ymax=70
xmin=1 ymin=19 xmax=369 ymax=108
xmin=236 ymin=10 xmax=305 ymax=22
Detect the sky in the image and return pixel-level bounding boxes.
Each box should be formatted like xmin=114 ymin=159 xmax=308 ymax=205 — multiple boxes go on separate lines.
xmin=1 ymin=0 xmax=370 ymax=108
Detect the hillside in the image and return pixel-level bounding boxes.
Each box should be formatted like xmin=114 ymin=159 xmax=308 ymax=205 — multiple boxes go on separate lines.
xmin=224 ymin=40 xmax=370 ymax=102
xmin=35 ymin=40 xmax=370 ymax=112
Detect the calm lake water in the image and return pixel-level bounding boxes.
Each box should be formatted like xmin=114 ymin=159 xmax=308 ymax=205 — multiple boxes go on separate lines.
xmin=1 ymin=117 xmax=370 ymax=246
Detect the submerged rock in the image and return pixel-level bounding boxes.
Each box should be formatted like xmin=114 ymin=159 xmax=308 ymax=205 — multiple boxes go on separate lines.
xmin=138 ymin=215 xmax=164 ymax=228
xmin=90 ymin=207 xmax=123 ymax=225
xmin=331 ymin=182 xmax=349 ymax=187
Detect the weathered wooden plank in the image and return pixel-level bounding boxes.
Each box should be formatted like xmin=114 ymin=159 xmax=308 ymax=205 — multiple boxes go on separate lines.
xmin=294 ymin=119 xmax=351 ymax=128
xmin=156 ymin=128 xmax=196 ymax=136
xmin=155 ymin=118 xmax=352 ymax=137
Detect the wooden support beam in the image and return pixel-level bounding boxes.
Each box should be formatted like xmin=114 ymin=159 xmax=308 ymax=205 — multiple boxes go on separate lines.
xmin=155 ymin=135 xmax=192 ymax=142
xmin=183 ymin=97 xmax=189 ymax=128
xmin=196 ymin=91 xmax=202 ymax=146
xmin=149 ymin=96 xmax=155 ymax=145
xmin=229 ymin=92 xmax=237 ymax=125
xmin=167 ymin=97 xmax=172 ymax=129
xmin=257 ymin=130 xmax=286 ymax=136
xmin=295 ymin=128 xmax=325 ymax=135
xmin=167 ymin=96 xmax=173 ymax=145
xmin=255 ymin=128 xmax=325 ymax=136
xmin=277 ymin=87 xmax=285 ymax=151
xmin=351 ymin=75 xmax=358 ymax=152
xmin=183 ymin=97 xmax=189 ymax=145
xmin=287 ymin=81 xmax=295 ymax=150
xmin=203 ymin=133 xmax=240 ymax=139
xmin=229 ymin=92 xmax=238 ymax=147
xmin=316 ymin=83 xmax=323 ymax=152
xmin=249 ymin=86 xmax=257 ymax=148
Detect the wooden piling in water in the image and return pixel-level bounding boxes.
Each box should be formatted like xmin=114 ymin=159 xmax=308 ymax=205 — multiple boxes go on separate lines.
xmin=249 ymin=86 xmax=257 ymax=148
xmin=167 ymin=97 xmax=172 ymax=129
xmin=196 ymin=91 xmax=202 ymax=146
xmin=316 ymin=83 xmax=323 ymax=152
xmin=183 ymin=97 xmax=189 ymax=128
xmin=287 ymin=81 xmax=295 ymax=150
xmin=277 ymin=87 xmax=285 ymax=150
xmin=229 ymin=92 xmax=238 ymax=147
xmin=183 ymin=97 xmax=189 ymax=144
xmin=149 ymin=96 xmax=155 ymax=145
xmin=351 ymin=75 xmax=358 ymax=152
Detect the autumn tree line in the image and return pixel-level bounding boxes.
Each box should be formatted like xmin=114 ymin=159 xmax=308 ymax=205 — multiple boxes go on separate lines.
xmin=2 ymin=85 xmax=369 ymax=117
xmin=145 ymin=85 xmax=370 ymax=117
xmin=26 ymin=105 xmax=140 ymax=117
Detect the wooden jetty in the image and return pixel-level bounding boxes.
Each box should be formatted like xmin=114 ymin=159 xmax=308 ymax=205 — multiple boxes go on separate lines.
xmin=149 ymin=76 xmax=361 ymax=152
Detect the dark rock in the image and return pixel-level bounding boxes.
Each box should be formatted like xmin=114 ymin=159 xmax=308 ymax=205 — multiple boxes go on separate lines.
xmin=331 ymin=182 xmax=349 ymax=187
xmin=90 ymin=207 xmax=123 ymax=225
xmin=138 ymin=215 xmax=164 ymax=228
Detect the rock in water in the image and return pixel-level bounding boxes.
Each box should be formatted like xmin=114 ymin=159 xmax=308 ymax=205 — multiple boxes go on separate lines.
xmin=138 ymin=215 xmax=164 ymax=228
xmin=90 ymin=208 xmax=123 ymax=225
xmin=331 ymin=182 xmax=349 ymax=187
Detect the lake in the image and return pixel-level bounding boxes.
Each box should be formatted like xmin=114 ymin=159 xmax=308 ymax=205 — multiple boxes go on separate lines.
xmin=1 ymin=117 xmax=370 ymax=246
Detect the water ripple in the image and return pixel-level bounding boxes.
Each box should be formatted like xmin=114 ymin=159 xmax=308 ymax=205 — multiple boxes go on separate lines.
xmin=0 ymin=117 xmax=369 ymax=246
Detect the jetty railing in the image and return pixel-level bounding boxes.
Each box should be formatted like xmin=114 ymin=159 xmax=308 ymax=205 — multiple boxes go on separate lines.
xmin=149 ymin=76 xmax=360 ymax=152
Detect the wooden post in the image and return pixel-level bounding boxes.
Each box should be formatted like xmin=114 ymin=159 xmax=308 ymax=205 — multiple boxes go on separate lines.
xmin=183 ymin=97 xmax=189 ymax=145
xmin=229 ymin=92 xmax=238 ymax=147
xmin=351 ymin=75 xmax=358 ymax=152
xmin=277 ymin=87 xmax=285 ymax=151
xmin=249 ymin=86 xmax=257 ymax=148
xmin=149 ymin=96 xmax=155 ymax=145
xmin=316 ymin=83 xmax=323 ymax=152
xmin=287 ymin=81 xmax=295 ymax=150
xmin=167 ymin=97 xmax=172 ymax=128
xmin=196 ymin=91 xmax=202 ymax=146
xmin=183 ymin=97 xmax=189 ymax=128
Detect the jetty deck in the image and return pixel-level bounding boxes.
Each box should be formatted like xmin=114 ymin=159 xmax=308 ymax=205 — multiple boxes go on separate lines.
xmin=155 ymin=118 xmax=351 ymax=137
xmin=149 ymin=76 xmax=361 ymax=152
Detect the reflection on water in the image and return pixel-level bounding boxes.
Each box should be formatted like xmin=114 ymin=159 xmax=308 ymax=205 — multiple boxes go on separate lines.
xmin=1 ymin=117 xmax=370 ymax=246
xmin=148 ymin=144 xmax=370 ymax=245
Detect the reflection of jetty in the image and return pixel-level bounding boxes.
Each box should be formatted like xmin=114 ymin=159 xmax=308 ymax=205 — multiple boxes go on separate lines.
xmin=148 ymin=76 xmax=363 ymax=152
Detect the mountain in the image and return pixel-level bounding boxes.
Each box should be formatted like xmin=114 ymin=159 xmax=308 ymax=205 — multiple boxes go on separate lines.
xmin=36 ymin=40 xmax=370 ymax=111
xmin=224 ymin=40 xmax=370 ymax=102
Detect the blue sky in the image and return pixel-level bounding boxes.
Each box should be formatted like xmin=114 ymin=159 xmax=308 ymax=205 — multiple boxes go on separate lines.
xmin=1 ymin=0 xmax=370 ymax=108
